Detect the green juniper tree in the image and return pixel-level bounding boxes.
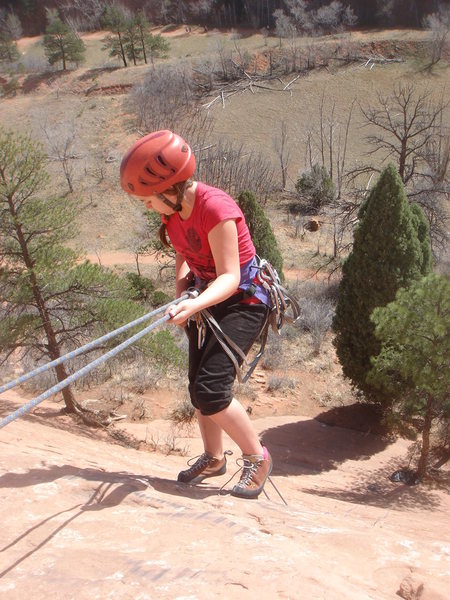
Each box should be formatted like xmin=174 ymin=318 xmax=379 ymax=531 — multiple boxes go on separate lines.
xmin=42 ymin=17 xmax=86 ymax=70
xmin=332 ymin=164 xmax=431 ymax=404
xmin=0 ymin=128 xmax=146 ymax=418
xmin=410 ymin=202 xmax=433 ymax=276
xmin=238 ymin=189 xmax=284 ymax=280
xmin=368 ymin=273 xmax=450 ymax=478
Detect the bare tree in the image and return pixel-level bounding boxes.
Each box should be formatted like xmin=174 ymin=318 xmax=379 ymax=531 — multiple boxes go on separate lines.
xmin=41 ymin=120 xmax=82 ymax=194
xmin=273 ymin=120 xmax=291 ymax=190
xmin=284 ymin=0 xmax=313 ymax=34
xmin=424 ymin=6 xmax=450 ymax=68
xmin=409 ymin=115 xmax=450 ymax=258
xmin=376 ymin=0 xmax=396 ymax=27
xmin=58 ymin=0 xmax=106 ymax=31
xmin=360 ymin=83 xmax=448 ymax=185
xmin=131 ymin=62 xmax=200 ymax=132
xmin=195 ymin=138 xmax=276 ymax=201
xmin=304 ymin=91 xmax=355 ymax=197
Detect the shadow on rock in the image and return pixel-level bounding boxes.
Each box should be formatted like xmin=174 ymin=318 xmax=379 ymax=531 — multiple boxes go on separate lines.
xmin=315 ymin=403 xmax=389 ymax=436
xmin=145 ymin=475 xmax=228 ymax=501
xmin=0 ymin=463 xmax=145 ymax=491
xmin=0 ymin=461 xmax=224 ymax=504
xmin=300 ymin=462 xmax=443 ymax=510
xmin=261 ymin=417 xmax=390 ymax=477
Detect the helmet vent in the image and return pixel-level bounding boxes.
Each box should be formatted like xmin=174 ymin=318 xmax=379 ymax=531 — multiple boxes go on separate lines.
xmin=144 ymin=166 xmax=158 ymax=177
xmin=157 ymin=155 xmax=167 ymax=166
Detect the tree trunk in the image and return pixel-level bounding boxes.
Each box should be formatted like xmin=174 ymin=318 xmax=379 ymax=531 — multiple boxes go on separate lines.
xmin=10 ymin=202 xmax=78 ymax=414
xmin=417 ymin=395 xmax=434 ymax=479
xmin=399 ymin=138 xmax=407 ymax=182
xmin=118 ymin=32 xmax=127 ymax=67
xmin=140 ymin=29 xmax=147 ymax=64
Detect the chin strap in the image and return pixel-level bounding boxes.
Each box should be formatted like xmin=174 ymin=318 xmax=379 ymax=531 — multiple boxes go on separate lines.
xmin=157 ymin=181 xmax=187 ymax=213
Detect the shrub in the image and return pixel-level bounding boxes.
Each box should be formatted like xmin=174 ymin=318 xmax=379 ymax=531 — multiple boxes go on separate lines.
xmin=295 ymin=164 xmax=335 ymax=211
xmin=125 ymin=272 xmax=155 ymax=301
xmin=151 ymin=290 xmax=172 ymax=307
xmin=299 ymin=297 xmax=335 ymax=354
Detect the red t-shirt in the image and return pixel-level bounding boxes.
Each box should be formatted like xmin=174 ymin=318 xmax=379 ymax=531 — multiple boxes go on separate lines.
xmin=166 ymin=182 xmax=255 ymax=282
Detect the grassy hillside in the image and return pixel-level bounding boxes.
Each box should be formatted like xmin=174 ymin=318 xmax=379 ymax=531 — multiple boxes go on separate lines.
xmin=2 ymin=27 xmax=446 ymax=259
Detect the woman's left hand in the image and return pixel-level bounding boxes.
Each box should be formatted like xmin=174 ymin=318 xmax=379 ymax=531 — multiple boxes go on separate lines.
xmin=165 ymin=298 xmax=199 ymax=327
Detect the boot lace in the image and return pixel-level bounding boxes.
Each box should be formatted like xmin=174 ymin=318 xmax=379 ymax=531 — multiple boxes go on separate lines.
xmin=236 ymin=457 xmax=262 ymax=487
xmin=219 ymin=456 xmax=261 ymax=493
xmin=184 ymin=452 xmax=215 ymax=475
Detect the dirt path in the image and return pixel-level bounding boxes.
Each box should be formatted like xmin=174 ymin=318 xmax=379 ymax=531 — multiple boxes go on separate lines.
xmin=86 ymin=251 xmax=159 ymax=267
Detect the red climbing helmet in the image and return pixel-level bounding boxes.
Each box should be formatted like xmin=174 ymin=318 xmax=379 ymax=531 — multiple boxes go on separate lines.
xmin=120 ymin=130 xmax=196 ymax=196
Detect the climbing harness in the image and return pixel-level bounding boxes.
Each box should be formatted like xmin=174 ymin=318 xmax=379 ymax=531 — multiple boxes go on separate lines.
xmin=192 ymin=257 xmax=301 ymax=384
xmin=0 ymin=291 xmax=198 ymax=430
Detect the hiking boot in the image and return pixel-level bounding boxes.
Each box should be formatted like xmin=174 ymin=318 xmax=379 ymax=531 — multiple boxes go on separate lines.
xmin=231 ymin=447 xmax=272 ymax=499
xmin=177 ymin=452 xmax=228 ymax=484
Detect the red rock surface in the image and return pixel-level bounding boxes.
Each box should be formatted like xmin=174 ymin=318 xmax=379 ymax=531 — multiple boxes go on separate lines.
xmin=1 ymin=390 xmax=449 ymax=599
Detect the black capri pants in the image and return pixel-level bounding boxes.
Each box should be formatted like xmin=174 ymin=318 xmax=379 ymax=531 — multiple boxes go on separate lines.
xmin=187 ymin=293 xmax=269 ymax=416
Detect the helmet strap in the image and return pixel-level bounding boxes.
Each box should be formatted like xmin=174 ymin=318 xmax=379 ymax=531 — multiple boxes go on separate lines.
xmin=157 ymin=193 xmax=181 ymax=212
xmin=158 ymin=181 xmax=188 ymax=213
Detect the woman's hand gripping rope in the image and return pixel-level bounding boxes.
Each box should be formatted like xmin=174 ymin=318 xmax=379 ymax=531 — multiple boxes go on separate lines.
xmin=165 ymin=288 xmax=200 ymax=328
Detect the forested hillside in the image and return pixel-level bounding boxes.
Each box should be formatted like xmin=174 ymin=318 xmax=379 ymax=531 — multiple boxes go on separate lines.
xmin=0 ymin=0 xmax=446 ymax=36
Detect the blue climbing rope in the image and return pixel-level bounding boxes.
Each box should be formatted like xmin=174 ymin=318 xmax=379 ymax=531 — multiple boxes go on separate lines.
xmin=0 ymin=293 xmax=190 ymax=395
xmin=0 ymin=292 xmax=196 ymax=430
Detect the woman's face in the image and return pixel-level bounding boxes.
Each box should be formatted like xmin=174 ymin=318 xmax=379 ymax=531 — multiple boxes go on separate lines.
xmin=136 ymin=192 xmax=175 ymax=215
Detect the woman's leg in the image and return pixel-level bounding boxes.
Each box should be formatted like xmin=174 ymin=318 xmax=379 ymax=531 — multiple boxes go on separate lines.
xmin=208 ymin=397 xmax=263 ymax=456
xmin=189 ymin=300 xmax=267 ymax=457
xmin=196 ymin=409 xmax=224 ymax=458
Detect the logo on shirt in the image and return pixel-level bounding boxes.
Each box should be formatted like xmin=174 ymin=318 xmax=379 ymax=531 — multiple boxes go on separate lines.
xmin=186 ymin=227 xmax=202 ymax=252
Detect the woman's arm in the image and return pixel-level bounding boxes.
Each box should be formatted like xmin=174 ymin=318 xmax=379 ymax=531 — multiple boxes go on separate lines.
xmin=175 ymin=253 xmax=192 ymax=298
xmin=167 ymin=219 xmax=240 ymax=326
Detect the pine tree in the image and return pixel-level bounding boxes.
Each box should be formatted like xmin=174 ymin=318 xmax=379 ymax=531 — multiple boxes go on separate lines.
xmin=238 ymin=189 xmax=284 ymax=280
xmin=0 ymin=33 xmax=19 ymax=62
xmin=144 ymin=32 xmax=170 ymax=65
xmin=123 ymin=18 xmax=142 ymax=66
xmin=0 ymin=128 xmax=145 ymax=417
xmin=332 ymin=163 xmax=431 ymax=403
xmin=102 ymin=5 xmax=129 ymax=67
xmin=42 ymin=17 xmax=86 ymax=70
xmin=368 ymin=273 xmax=450 ymax=477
